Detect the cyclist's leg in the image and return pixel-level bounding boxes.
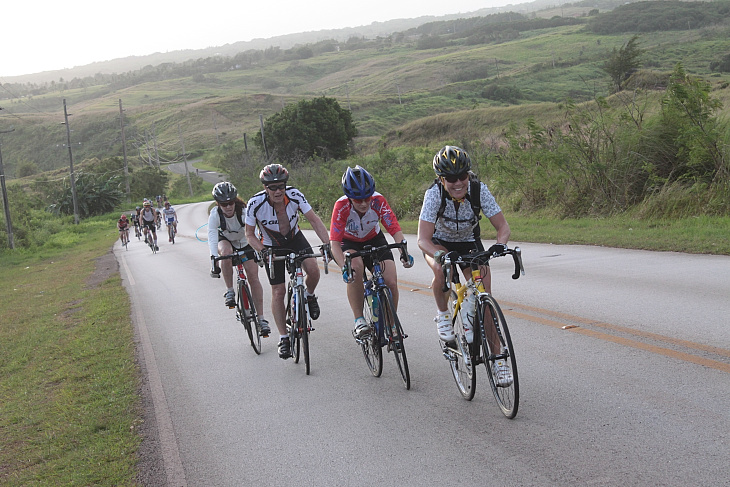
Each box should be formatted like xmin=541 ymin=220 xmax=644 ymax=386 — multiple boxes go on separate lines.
xmin=476 ymin=264 xmax=501 ymax=353
xmin=270 ymin=283 xmax=288 ymax=336
xmin=218 ymin=240 xmax=235 ymax=290
xmin=381 ymin=259 xmax=399 ymax=309
xmin=243 ymin=257 xmax=265 ymax=320
xmin=346 ymin=256 xmax=366 ymax=317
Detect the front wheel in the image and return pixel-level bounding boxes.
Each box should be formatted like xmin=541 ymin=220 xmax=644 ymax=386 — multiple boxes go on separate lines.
xmin=480 ymin=295 xmax=519 ymax=419
xmin=360 ymin=293 xmax=383 ymax=378
xmin=379 ymin=290 xmax=410 ymax=389
xmin=299 ymin=294 xmax=311 ymax=375
xmin=288 ymin=287 xmax=301 ymax=364
xmin=446 ymin=290 xmax=476 ymax=400
xmin=238 ymin=280 xmax=261 ymax=355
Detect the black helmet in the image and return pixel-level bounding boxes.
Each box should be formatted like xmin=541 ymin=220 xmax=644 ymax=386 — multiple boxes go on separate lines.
xmin=342 ymin=165 xmax=375 ymax=199
xmin=212 ymin=181 xmax=238 ymax=203
xmin=259 ymin=164 xmax=289 ymax=184
xmin=433 ymin=146 xmax=471 ymax=177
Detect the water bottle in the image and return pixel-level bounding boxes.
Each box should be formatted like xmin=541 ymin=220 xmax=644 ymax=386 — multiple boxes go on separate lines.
xmin=371 ymin=294 xmax=379 ymax=323
xmin=461 ymin=291 xmax=476 ymax=343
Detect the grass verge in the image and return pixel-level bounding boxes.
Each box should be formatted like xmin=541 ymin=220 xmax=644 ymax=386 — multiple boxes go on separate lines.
xmin=0 ymin=227 xmax=140 ymax=486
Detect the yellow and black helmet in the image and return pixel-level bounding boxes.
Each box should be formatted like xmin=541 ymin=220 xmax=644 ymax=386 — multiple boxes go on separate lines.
xmin=433 ymin=146 xmax=471 ymax=177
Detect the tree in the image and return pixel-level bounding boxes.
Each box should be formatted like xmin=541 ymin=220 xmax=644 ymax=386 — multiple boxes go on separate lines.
xmin=255 ymin=97 xmax=357 ymax=165
xmin=602 ymin=35 xmax=644 ymax=93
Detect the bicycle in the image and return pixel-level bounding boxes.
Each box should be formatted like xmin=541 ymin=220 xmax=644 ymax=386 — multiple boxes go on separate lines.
xmin=440 ymin=246 xmax=525 ymax=418
xmin=134 ymin=221 xmax=142 ymax=240
xmin=167 ymin=220 xmax=177 ymax=244
xmin=143 ymin=226 xmax=158 ymax=254
xmin=120 ymin=227 xmax=130 ymax=250
xmin=343 ymin=241 xmax=412 ymax=389
xmin=214 ymin=248 xmax=267 ymax=354
xmin=267 ymin=245 xmax=330 ymax=375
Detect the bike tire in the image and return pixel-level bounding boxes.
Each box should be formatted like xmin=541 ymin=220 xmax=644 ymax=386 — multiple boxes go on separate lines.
xmin=379 ymin=290 xmax=410 ymax=389
xmin=360 ymin=293 xmax=383 ymax=378
xmin=289 ymin=287 xmax=301 ymax=364
xmin=480 ymin=295 xmax=519 ymax=419
xmin=446 ymin=290 xmax=476 ymax=400
xmin=238 ymin=280 xmax=262 ymax=355
xmin=300 ymin=295 xmax=310 ymax=375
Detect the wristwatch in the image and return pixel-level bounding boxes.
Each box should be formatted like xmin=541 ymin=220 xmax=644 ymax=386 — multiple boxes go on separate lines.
xmin=433 ymin=250 xmax=446 ymax=263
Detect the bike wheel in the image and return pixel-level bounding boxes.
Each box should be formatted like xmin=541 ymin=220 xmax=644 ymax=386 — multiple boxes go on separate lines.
xmin=360 ymin=293 xmax=383 ymax=378
xmin=238 ymin=280 xmax=261 ymax=355
xmin=289 ymin=287 xmax=301 ymax=364
xmin=380 ymin=290 xmax=410 ymax=389
xmin=480 ymin=296 xmax=519 ymax=419
xmin=446 ymin=290 xmax=476 ymax=400
xmin=298 ymin=293 xmax=311 ymax=375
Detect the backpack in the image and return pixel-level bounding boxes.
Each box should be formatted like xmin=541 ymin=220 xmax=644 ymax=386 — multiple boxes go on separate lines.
xmin=217 ymin=205 xmax=245 ymax=232
xmin=433 ymin=174 xmax=482 ymax=239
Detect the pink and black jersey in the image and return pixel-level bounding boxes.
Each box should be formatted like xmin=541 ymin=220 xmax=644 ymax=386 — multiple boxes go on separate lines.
xmin=329 ymin=192 xmax=401 ymax=243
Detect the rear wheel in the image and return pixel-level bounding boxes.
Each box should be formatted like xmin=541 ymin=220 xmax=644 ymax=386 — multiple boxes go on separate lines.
xmin=238 ymin=280 xmax=261 ymax=355
xmin=480 ymin=296 xmax=519 ymax=419
xmin=380 ymin=290 xmax=409 ymax=389
xmin=360 ymin=293 xmax=383 ymax=377
xmin=446 ymin=290 xmax=476 ymax=400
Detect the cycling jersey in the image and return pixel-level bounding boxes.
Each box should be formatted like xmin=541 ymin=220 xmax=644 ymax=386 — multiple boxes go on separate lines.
xmin=419 ymin=181 xmax=501 ymax=242
xmin=118 ymin=219 xmax=129 ymax=230
xmin=245 ymin=187 xmax=312 ymax=246
xmin=208 ymin=205 xmax=248 ymax=257
xmin=140 ymin=207 xmax=156 ymax=223
xmin=162 ymin=206 xmax=177 ymax=223
xmin=329 ymin=193 xmax=401 ymax=243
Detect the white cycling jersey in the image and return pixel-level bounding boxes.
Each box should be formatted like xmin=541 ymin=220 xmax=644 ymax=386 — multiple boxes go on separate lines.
xmin=245 ymin=187 xmax=312 ymax=246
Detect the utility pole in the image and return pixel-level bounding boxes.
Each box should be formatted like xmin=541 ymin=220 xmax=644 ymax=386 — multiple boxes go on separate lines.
xmin=119 ymin=99 xmax=131 ymax=204
xmin=259 ymin=114 xmax=269 ymax=160
xmin=0 ymin=125 xmax=16 ymax=249
xmin=62 ymin=99 xmax=80 ymax=224
xmin=178 ymin=123 xmax=193 ymax=197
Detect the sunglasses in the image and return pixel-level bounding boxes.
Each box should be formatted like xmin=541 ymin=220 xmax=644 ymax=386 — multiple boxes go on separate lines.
xmin=266 ymin=183 xmax=287 ymax=192
xmin=442 ymin=173 xmax=469 ymax=183
xmin=351 ymin=196 xmax=372 ymax=205
xmin=219 ymin=201 xmax=235 ymax=207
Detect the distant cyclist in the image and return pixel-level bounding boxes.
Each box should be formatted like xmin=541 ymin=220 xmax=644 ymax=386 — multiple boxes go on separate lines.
xmin=140 ymin=200 xmax=159 ymax=251
xmin=117 ymin=214 xmax=130 ymax=246
xmin=131 ymin=207 xmax=141 ymax=238
xmin=329 ymin=165 xmax=413 ymax=339
xmin=162 ymin=201 xmax=178 ymax=242
xmin=208 ymin=182 xmax=270 ymax=336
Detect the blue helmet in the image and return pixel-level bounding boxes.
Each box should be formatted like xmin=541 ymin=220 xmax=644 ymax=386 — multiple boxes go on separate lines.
xmin=342 ymin=165 xmax=375 ymax=199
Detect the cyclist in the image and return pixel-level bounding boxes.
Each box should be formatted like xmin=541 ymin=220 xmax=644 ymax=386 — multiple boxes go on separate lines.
xmin=162 ymin=201 xmax=178 ymax=242
xmin=131 ymin=207 xmax=141 ymax=238
xmin=329 ymin=165 xmax=413 ymax=339
xmin=208 ymin=182 xmax=270 ymax=336
xmin=244 ymin=164 xmax=330 ymax=359
xmin=417 ymin=145 xmax=513 ymax=385
xmin=140 ymin=200 xmax=159 ymax=251
xmin=117 ymin=214 xmax=130 ymax=245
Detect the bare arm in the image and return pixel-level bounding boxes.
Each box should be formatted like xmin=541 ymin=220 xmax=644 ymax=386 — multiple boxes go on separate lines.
xmin=488 ymin=212 xmax=511 ymax=245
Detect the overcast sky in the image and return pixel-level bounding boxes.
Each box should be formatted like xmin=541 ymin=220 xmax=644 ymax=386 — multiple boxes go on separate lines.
xmin=2 ymin=0 xmax=520 ymax=78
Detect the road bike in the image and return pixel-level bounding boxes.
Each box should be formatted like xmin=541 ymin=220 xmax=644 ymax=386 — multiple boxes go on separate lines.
xmin=166 ymin=220 xmax=177 ymax=244
xmin=267 ymin=245 xmax=330 ymax=375
xmin=214 ymin=248 xmax=267 ymax=354
xmin=440 ymin=247 xmax=524 ymax=418
xmin=343 ymin=241 xmax=412 ymax=389
xmin=120 ymin=228 xmax=130 ymax=250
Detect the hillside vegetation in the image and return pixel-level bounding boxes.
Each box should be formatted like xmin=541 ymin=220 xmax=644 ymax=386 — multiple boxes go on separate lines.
xmin=1 ymin=0 xmax=730 ymax=251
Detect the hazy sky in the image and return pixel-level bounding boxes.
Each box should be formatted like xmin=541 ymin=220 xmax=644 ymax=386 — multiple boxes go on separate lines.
xmin=3 ymin=0 xmax=519 ymax=77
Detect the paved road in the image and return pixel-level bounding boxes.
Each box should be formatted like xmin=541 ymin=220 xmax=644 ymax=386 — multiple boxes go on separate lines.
xmin=166 ymin=159 xmax=227 ymax=184
xmin=115 ymin=201 xmax=730 ymax=486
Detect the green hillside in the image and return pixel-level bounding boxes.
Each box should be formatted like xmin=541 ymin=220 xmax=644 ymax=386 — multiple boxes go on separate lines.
xmin=2 ymin=1 xmax=730 ymax=175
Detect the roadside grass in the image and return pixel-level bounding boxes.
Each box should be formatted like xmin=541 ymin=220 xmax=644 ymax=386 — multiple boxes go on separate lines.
xmin=0 ymin=222 xmax=140 ymax=486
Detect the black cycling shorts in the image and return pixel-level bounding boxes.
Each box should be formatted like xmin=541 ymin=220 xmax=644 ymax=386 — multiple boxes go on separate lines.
xmin=264 ymin=231 xmax=316 ymax=286
xmin=341 ymin=232 xmax=394 ymax=272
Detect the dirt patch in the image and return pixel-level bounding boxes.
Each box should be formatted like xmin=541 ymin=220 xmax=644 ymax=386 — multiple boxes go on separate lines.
xmin=86 ymin=250 xmax=119 ymax=289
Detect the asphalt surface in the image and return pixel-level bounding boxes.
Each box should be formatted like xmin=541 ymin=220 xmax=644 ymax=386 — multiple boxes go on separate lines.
xmin=117 ymin=202 xmax=730 ymax=486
